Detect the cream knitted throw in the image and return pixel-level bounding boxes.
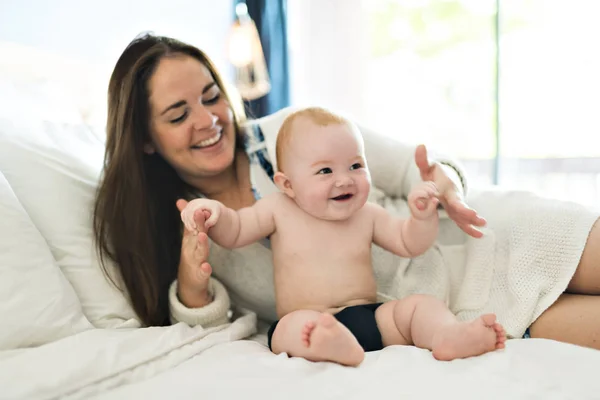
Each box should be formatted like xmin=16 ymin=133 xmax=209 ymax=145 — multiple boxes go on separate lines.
xmin=371 ymin=186 xmax=598 ymax=337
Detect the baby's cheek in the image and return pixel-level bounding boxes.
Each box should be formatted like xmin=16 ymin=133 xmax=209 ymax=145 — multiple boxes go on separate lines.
xmin=306 ymin=191 xmax=323 ymax=208
xmin=302 ymin=189 xmax=324 ymax=212
xmin=358 ymin=179 xmax=371 ymax=194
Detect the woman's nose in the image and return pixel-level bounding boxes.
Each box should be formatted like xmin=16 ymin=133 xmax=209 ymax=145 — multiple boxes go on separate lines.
xmin=192 ymin=105 xmax=217 ymax=131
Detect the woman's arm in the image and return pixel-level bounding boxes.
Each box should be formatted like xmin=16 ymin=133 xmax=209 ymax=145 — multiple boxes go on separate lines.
xmin=169 ymin=200 xmax=231 ymax=327
xmin=360 ymin=124 xmax=468 ymax=199
xmin=169 ymin=277 xmax=231 ymax=327
xmin=361 ymin=126 xmax=485 ymax=237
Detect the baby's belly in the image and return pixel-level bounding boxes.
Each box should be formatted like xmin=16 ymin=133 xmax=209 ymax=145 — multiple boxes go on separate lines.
xmin=273 ymin=260 xmax=377 ymax=317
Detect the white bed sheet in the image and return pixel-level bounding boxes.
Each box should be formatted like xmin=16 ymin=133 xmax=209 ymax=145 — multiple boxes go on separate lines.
xmin=89 ymin=336 xmax=600 ymax=400
xmin=2 ymin=317 xmax=600 ymax=400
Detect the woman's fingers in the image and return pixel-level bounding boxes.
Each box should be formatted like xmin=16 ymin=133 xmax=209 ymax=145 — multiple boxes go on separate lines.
xmin=414 ymin=144 xmax=432 ymax=180
xmin=441 ymin=196 xmax=487 ymax=238
xmin=190 ymin=233 xmax=211 ymax=293
xmin=449 ymin=199 xmax=486 ymax=227
xmin=198 ymin=262 xmax=212 ymax=281
xmin=458 ymin=222 xmax=484 ymax=238
xmin=176 ymin=199 xmax=214 ymax=308
xmin=194 ymin=209 xmax=208 ymax=232
xmin=195 ymin=231 xmax=209 ymax=257
xmin=451 ymin=208 xmax=485 ymax=238
xmin=176 ymin=199 xmax=188 ymax=213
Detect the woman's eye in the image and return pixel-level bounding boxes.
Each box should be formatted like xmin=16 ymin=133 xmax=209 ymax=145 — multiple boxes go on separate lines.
xmin=203 ymin=93 xmax=221 ymax=105
xmin=170 ymin=110 xmax=188 ymax=124
xmin=318 ymin=167 xmax=332 ymax=175
xmin=350 ymin=163 xmax=363 ymax=170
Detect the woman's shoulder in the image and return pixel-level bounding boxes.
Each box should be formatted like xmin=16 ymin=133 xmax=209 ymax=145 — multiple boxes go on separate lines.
xmin=243 ymin=107 xmax=300 ymax=172
xmin=248 ymin=107 xmax=298 ymax=139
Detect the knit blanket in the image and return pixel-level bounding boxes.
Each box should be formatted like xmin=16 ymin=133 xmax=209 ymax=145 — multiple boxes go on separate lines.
xmin=372 ymin=186 xmax=599 ymax=338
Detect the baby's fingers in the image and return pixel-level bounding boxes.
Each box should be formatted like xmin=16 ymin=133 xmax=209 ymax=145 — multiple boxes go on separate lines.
xmin=204 ymin=210 xmax=219 ymax=228
xmin=428 ymin=196 xmax=440 ymax=210
xmin=181 ymin=210 xmax=196 ymax=233
xmin=415 ymin=198 xmax=427 ymax=211
xmin=422 ymin=182 xmax=440 ymax=197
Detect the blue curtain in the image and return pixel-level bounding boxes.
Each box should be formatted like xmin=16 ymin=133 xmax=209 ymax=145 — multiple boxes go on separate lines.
xmin=235 ymin=0 xmax=290 ymax=118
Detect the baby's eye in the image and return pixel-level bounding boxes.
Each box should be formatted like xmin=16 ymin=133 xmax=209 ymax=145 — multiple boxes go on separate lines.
xmin=317 ymin=167 xmax=332 ymax=175
xmin=350 ymin=163 xmax=363 ymax=170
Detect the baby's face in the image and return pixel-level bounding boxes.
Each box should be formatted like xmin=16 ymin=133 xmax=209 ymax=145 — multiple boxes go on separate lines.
xmin=283 ymin=120 xmax=371 ymax=221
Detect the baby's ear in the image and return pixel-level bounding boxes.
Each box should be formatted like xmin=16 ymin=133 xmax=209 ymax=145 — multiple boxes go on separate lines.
xmin=274 ymin=172 xmax=295 ymax=198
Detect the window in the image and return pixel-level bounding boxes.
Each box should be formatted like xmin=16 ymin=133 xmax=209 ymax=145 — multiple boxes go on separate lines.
xmin=288 ymin=0 xmax=600 ymax=206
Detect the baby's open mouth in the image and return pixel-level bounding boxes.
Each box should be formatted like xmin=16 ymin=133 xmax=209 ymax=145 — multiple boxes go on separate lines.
xmin=331 ymin=193 xmax=353 ymax=201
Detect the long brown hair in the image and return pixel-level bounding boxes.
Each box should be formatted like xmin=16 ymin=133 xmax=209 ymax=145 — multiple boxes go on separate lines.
xmin=93 ymin=33 xmax=245 ymax=326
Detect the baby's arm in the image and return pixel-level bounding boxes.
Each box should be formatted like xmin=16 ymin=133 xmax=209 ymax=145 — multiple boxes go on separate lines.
xmin=370 ymin=182 xmax=440 ymax=257
xmin=181 ymin=195 xmax=276 ymax=249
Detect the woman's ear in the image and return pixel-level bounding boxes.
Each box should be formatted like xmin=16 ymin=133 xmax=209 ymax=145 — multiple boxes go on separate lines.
xmin=274 ymin=172 xmax=295 ymax=198
xmin=143 ymin=143 xmax=156 ymax=154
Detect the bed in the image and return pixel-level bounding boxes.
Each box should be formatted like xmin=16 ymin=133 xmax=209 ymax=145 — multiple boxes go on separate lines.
xmin=1 ymin=41 xmax=599 ymax=400
xmin=2 ymin=322 xmax=600 ymax=399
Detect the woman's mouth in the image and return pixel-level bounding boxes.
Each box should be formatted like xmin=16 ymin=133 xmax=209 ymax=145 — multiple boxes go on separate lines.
xmin=191 ymin=130 xmax=223 ymax=149
xmin=331 ymin=193 xmax=353 ymax=201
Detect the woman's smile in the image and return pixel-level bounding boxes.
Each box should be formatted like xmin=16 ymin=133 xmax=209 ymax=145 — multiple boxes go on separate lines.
xmin=191 ymin=127 xmax=223 ymax=150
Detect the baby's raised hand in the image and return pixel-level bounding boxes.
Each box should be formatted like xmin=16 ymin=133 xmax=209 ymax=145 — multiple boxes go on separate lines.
xmin=408 ymin=181 xmax=440 ymax=219
xmin=181 ymin=198 xmax=222 ymax=233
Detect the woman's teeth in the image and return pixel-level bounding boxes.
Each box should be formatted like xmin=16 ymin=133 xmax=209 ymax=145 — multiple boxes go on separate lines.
xmin=194 ymin=131 xmax=222 ymax=148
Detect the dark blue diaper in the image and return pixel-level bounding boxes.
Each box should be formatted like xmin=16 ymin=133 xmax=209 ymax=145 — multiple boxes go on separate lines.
xmin=267 ymin=303 xmax=384 ymax=352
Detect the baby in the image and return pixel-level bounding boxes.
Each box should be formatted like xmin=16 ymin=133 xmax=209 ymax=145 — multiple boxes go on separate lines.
xmin=181 ymin=107 xmax=506 ymax=366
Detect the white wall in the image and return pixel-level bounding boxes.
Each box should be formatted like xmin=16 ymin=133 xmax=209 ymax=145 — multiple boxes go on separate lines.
xmin=287 ymin=0 xmax=370 ymax=123
xmin=0 ymin=0 xmax=234 ymax=127
xmin=0 ymin=0 xmax=234 ymax=76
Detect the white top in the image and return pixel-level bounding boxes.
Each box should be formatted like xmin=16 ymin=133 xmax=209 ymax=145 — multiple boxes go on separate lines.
xmin=169 ymin=106 xmax=599 ymax=338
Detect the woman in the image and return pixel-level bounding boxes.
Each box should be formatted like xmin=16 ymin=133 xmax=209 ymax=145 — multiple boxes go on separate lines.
xmin=94 ymin=33 xmax=600 ymax=349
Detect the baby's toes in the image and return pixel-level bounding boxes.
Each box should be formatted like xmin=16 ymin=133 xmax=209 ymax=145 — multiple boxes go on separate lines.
xmin=494 ymin=323 xmax=506 ymax=337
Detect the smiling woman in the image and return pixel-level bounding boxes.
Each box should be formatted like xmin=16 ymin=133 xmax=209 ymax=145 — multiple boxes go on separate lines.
xmin=94 ymin=35 xmax=250 ymax=326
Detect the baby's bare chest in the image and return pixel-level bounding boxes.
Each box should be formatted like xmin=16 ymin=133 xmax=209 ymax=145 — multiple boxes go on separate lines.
xmin=272 ymin=208 xmax=373 ymax=259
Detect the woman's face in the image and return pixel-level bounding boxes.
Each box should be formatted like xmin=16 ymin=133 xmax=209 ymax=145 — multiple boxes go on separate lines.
xmin=146 ymin=54 xmax=236 ymax=183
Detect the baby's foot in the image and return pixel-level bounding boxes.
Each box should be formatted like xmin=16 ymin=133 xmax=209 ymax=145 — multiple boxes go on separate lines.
xmin=431 ymin=313 xmax=506 ymax=361
xmin=303 ymin=313 xmax=365 ymax=366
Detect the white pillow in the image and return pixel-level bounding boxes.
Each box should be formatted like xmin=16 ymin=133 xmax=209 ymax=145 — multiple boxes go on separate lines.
xmin=0 ymin=116 xmax=140 ymax=329
xmin=0 ymin=171 xmax=92 ymax=349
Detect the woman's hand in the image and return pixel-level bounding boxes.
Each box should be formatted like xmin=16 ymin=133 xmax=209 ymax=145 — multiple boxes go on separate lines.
xmin=176 ymin=199 xmax=214 ymax=308
xmin=414 ymin=144 xmax=486 ymax=238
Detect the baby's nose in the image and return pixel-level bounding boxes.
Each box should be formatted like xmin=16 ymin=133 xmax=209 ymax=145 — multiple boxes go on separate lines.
xmin=335 ymin=175 xmax=354 ymax=187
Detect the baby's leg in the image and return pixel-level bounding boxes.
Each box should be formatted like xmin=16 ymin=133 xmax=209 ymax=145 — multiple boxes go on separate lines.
xmin=270 ymin=310 xmax=365 ymax=366
xmin=375 ymin=295 xmax=506 ymax=361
